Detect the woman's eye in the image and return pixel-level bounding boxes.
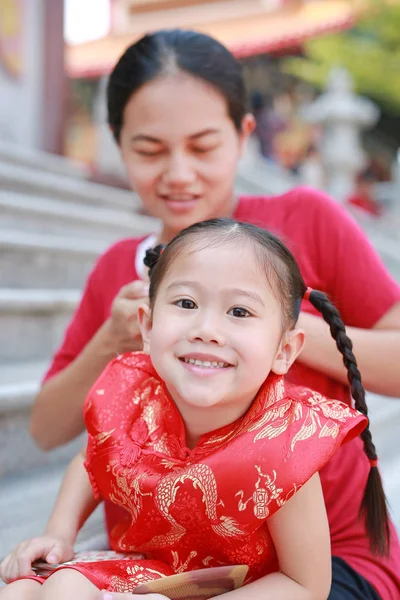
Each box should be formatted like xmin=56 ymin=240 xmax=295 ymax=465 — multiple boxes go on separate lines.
xmin=229 ymin=307 xmax=251 ymax=318
xmin=176 ymin=299 xmax=197 ymax=310
xmin=135 ymin=148 xmax=163 ymax=157
xmin=192 ymin=145 xmax=218 ymax=154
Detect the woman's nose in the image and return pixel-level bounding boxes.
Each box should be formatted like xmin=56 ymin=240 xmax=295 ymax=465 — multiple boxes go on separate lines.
xmin=162 ymin=152 xmax=196 ymax=187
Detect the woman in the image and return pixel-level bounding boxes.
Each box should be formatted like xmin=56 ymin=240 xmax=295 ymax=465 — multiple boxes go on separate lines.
xmin=30 ymin=29 xmax=400 ymax=599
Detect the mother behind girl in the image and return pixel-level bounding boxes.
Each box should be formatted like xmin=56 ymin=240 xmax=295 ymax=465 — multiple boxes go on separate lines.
xmin=18 ymin=28 xmax=400 ymax=600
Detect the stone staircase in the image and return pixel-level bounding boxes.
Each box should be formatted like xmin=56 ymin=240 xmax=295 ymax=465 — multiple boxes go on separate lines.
xmin=0 ymin=142 xmax=399 ymax=562
xmin=0 ymin=144 xmax=157 ymax=557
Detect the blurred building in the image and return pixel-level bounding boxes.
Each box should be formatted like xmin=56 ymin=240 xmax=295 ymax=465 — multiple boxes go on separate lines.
xmin=0 ymin=0 xmax=65 ymax=153
xmin=66 ymin=0 xmax=360 ymax=78
xmin=64 ymin=0 xmax=361 ymax=164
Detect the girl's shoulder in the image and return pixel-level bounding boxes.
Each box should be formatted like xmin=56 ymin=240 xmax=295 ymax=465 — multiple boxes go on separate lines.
xmin=83 ymin=352 xmax=158 ymax=429
xmin=239 ymin=375 xmax=367 ymax=479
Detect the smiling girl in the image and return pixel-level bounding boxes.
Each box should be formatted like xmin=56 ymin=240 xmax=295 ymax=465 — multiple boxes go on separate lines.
xmin=0 ymin=219 xmax=386 ymax=600
xmin=28 ymin=30 xmax=400 ymax=599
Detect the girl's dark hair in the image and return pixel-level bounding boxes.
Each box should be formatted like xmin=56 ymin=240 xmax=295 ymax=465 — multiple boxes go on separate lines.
xmin=107 ymin=29 xmax=246 ymax=142
xmin=144 ymin=217 xmax=390 ymax=556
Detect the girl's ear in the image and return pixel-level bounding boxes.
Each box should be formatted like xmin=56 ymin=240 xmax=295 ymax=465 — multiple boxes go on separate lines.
xmin=271 ymin=328 xmax=305 ymax=375
xmin=138 ymin=303 xmax=152 ymax=354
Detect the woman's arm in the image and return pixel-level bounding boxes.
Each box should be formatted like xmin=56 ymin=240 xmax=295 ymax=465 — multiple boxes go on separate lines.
xmin=297 ymin=300 xmax=400 ymax=397
xmin=30 ymin=281 xmax=148 ymax=450
xmin=30 ymin=321 xmax=119 ymax=450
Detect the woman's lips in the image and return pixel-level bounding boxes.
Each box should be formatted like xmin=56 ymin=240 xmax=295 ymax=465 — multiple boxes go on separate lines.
xmin=161 ymin=195 xmax=201 ymax=213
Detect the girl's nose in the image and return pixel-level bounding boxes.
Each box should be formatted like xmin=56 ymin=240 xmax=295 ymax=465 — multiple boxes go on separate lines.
xmin=189 ymin=312 xmax=225 ymax=345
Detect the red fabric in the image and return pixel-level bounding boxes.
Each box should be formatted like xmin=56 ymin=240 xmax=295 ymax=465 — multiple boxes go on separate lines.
xmin=79 ymin=352 xmax=365 ymax=588
xmin=347 ymin=193 xmax=383 ymax=217
xmin=43 ymin=187 xmax=400 ymax=598
xmin=20 ymin=560 xmax=173 ymax=592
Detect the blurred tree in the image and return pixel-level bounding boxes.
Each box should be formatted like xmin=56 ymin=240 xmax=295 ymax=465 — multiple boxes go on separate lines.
xmin=282 ymin=0 xmax=400 ymax=113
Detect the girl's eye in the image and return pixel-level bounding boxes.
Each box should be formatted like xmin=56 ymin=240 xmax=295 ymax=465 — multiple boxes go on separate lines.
xmin=228 ymin=307 xmax=251 ymax=318
xmin=176 ymin=299 xmax=197 ymax=310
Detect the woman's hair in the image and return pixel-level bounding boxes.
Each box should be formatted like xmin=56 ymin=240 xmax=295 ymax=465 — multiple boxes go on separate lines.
xmin=107 ymin=29 xmax=246 ymax=142
xmin=144 ymin=217 xmax=390 ymax=556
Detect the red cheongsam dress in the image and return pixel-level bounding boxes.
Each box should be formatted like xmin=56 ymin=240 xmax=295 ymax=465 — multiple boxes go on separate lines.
xmin=29 ymin=352 xmax=368 ymax=592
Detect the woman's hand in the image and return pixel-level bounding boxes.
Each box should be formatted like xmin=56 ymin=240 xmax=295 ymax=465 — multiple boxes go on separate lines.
xmin=0 ymin=535 xmax=74 ymax=583
xmin=105 ymin=280 xmax=150 ymax=354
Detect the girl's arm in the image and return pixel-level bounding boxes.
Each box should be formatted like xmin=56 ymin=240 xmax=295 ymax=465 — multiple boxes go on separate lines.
xmin=298 ymin=300 xmax=400 ymax=397
xmin=44 ymin=449 xmax=100 ymax=544
xmin=94 ymin=475 xmax=330 ymax=600
xmin=220 ymin=473 xmax=331 ymax=600
xmin=0 ymin=451 xmax=99 ymax=581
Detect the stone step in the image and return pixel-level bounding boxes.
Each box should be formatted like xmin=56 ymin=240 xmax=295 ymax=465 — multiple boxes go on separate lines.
xmin=367 ymin=393 xmax=400 ymax=465
xmin=0 ymin=141 xmax=89 ymax=179
xmin=0 ymin=161 xmax=141 ymax=213
xmin=0 ymin=359 xmax=48 ymax=412
xmin=0 ymin=289 xmax=80 ymax=362
xmin=0 ymin=465 xmax=107 ymax=559
xmin=0 ymin=360 xmax=87 ymax=482
xmin=0 ymin=360 xmax=84 ymax=480
xmin=0 ymin=229 xmax=107 ymax=289
xmin=0 ymin=190 xmax=157 ymax=242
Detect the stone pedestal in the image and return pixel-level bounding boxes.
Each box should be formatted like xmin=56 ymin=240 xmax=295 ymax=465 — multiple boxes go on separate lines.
xmin=302 ymin=68 xmax=379 ymax=202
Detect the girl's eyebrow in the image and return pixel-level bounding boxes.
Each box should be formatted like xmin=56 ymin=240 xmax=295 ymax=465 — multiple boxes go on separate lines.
xmin=166 ymin=281 xmax=265 ymax=306
xmin=131 ymin=128 xmax=220 ymax=144
xmin=166 ymin=280 xmax=198 ymax=292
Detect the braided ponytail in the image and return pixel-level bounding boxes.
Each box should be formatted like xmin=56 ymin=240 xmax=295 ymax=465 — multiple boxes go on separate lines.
xmin=307 ymin=289 xmax=390 ymax=556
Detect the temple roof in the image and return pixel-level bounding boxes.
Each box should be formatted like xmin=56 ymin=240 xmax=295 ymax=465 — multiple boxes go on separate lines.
xmin=66 ymin=0 xmax=359 ymax=79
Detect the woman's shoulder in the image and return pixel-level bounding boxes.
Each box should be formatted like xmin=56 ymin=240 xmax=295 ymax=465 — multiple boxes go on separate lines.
xmin=236 ymin=186 xmax=348 ymax=225
xmin=95 ymin=236 xmax=149 ymax=269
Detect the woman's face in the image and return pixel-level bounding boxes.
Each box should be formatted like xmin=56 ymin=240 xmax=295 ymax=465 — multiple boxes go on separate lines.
xmin=119 ymin=73 xmax=254 ymax=242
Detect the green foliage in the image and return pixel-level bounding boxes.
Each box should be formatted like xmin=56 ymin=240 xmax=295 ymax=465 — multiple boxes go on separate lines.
xmin=282 ymin=1 xmax=400 ymax=113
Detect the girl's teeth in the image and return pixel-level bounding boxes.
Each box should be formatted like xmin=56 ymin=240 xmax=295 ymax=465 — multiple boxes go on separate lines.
xmin=183 ymin=358 xmax=228 ymax=368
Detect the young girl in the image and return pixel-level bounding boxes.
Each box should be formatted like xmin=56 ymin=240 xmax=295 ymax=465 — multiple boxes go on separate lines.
xmin=0 ymin=219 xmax=391 ymax=600
xmin=28 ymin=29 xmax=400 ymax=598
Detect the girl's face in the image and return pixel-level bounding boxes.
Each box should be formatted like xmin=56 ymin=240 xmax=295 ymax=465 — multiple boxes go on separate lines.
xmin=119 ymin=73 xmax=254 ymax=242
xmin=139 ymin=242 xmax=304 ymax=438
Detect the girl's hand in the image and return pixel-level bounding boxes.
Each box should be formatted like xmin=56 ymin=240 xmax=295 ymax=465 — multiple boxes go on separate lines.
xmin=0 ymin=536 xmax=74 ymax=583
xmin=100 ymin=594 xmax=169 ymax=600
xmin=105 ymin=281 xmax=150 ymax=354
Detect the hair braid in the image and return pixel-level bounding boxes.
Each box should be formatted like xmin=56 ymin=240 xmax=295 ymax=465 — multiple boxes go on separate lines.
xmin=308 ymin=289 xmax=390 ymax=555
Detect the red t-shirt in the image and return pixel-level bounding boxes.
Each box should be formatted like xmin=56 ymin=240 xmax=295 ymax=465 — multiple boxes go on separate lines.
xmin=44 ymin=187 xmax=400 ymax=597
